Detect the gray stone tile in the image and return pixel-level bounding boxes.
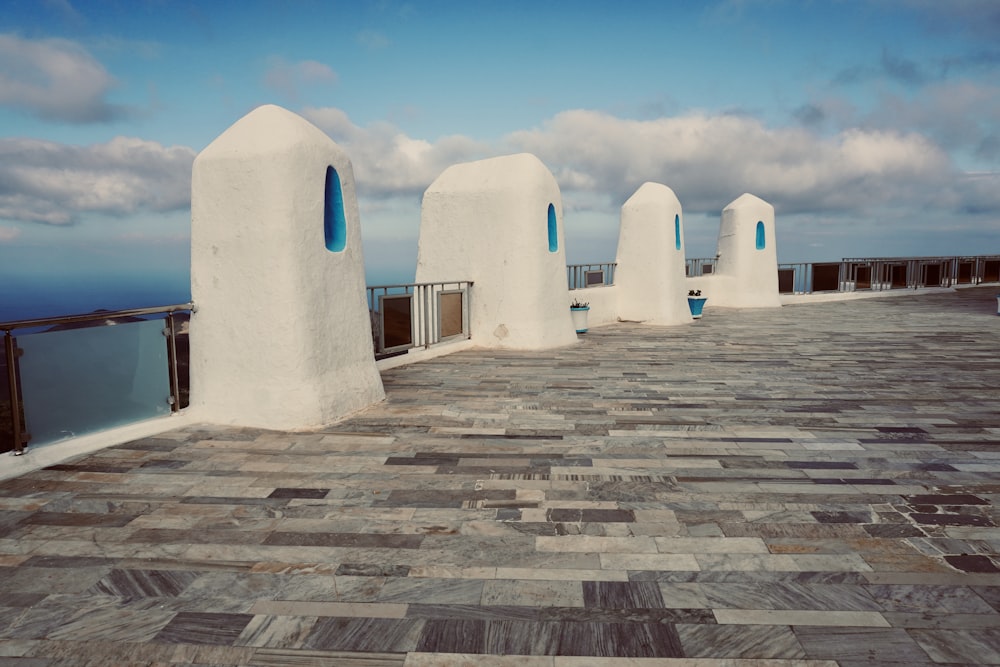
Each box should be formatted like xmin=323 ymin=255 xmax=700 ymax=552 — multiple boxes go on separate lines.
xmin=302 ymin=617 xmax=424 ymax=652
xmin=678 ymin=623 xmax=807 ymax=659
xmin=377 ymin=578 xmax=484 ymax=605
xmin=793 ymin=626 xmax=934 ymax=663
xmin=3 ymin=287 xmax=1000 ymax=662
xmin=864 ymin=584 xmax=998 ymax=614
xmin=154 ymin=611 xmax=253 ymax=645
xmin=909 ymin=628 xmax=1000 ymax=665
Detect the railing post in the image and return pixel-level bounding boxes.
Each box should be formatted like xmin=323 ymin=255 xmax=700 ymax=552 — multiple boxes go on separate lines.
xmin=423 ymin=284 xmax=432 ymax=350
xmin=4 ymin=330 xmax=24 ymax=455
xmin=165 ymin=314 xmax=181 ymax=413
xmin=465 ymin=282 xmax=472 ymax=339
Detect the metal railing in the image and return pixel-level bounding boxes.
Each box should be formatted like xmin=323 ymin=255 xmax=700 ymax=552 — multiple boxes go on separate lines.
xmin=366 ymin=281 xmax=473 ymax=359
xmin=779 ymin=255 xmax=1000 ymax=294
xmin=686 ymin=258 xmax=718 ymax=277
xmin=777 ymin=262 xmax=844 ymax=294
xmin=576 ymin=254 xmax=998 ymax=295
xmin=2 ymin=303 xmax=193 ymax=455
xmin=567 ymin=263 xmax=616 ymax=290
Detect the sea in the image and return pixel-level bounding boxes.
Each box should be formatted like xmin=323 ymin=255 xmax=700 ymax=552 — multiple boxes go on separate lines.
xmin=1 ymin=269 xmax=413 ymax=323
xmin=1 ymin=274 xmax=192 ymax=323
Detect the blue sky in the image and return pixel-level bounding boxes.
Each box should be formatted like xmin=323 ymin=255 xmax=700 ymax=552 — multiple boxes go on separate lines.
xmin=2 ymin=0 xmax=1000 ymax=316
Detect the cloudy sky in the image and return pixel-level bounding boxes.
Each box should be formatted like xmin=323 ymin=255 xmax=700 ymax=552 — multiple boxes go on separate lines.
xmin=2 ymin=0 xmax=1000 ymax=313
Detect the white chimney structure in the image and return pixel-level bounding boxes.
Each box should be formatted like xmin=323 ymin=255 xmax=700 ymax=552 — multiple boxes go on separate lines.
xmin=189 ymin=104 xmax=384 ymax=430
xmin=615 ymin=182 xmax=691 ymax=325
xmin=415 ymin=153 xmax=577 ymax=349
xmin=710 ymin=193 xmax=781 ymax=308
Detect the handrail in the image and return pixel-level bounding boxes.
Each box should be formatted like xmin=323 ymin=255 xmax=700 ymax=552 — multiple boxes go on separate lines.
xmin=685 ymin=257 xmax=718 ymax=277
xmin=1 ymin=302 xmax=195 ymax=333
xmin=366 ymin=282 xmax=472 ymax=358
xmin=2 ymin=302 xmax=194 ymax=456
xmin=567 ymin=262 xmax=616 ymax=290
xmin=366 ymin=281 xmax=468 ymax=291
xmin=841 ymin=254 xmax=1000 ymax=262
xmin=776 ymin=256 xmax=1000 ymax=294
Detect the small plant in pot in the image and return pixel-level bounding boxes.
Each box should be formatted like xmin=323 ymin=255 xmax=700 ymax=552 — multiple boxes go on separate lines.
xmin=570 ymin=299 xmax=590 ymax=333
xmin=687 ymin=289 xmax=707 ymax=319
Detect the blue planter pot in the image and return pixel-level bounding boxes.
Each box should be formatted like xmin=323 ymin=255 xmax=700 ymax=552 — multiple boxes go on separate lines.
xmin=687 ymin=297 xmax=707 ymax=319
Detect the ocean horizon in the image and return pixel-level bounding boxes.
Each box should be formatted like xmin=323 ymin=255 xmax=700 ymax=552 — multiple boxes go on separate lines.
xmin=1 ymin=268 xmax=416 ymax=323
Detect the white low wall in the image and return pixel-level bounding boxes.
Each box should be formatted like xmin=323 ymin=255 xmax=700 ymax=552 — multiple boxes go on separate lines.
xmin=569 ymin=285 xmax=618 ymax=327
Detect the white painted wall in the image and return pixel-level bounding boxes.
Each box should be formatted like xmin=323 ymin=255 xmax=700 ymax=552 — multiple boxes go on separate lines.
xmin=711 ymin=193 xmax=781 ymax=308
xmin=568 ymin=285 xmax=617 ymax=328
xmin=189 ymin=104 xmax=384 ymax=430
xmin=615 ymin=182 xmax=692 ymax=325
xmin=415 ymin=153 xmax=578 ymax=350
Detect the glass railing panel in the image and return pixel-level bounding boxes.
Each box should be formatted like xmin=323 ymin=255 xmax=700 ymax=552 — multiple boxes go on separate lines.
xmin=18 ymin=318 xmax=172 ymax=445
xmin=777 ymin=268 xmax=795 ymax=294
xmin=811 ymin=263 xmax=841 ymax=292
xmin=567 ymin=263 xmax=617 ymax=289
xmin=379 ymin=294 xmax=414 ymax=353
xmin=368 ymin=282 xmax=473 ymax=358
xmin=439 ymin=290 xmax=464 ymax=339
xmin=984 ymin=260 xmax=1000 ymax=283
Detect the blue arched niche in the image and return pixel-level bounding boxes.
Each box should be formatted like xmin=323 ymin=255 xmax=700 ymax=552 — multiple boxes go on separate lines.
xmin=755 ymin=221 xmax=765 ymax=250
xmin=547 ymin=203 xmax=558 ymax=252
xmin=674 ymin=214 xmax=681 ymax=251
xmin=324 ymin=166 xmax=347 ymax=253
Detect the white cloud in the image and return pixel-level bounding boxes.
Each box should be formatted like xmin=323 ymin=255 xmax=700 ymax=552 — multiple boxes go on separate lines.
xmin=3 ymin=103 xmax=993 ymax=256
xmin=0 ymin=137 xmax=195 ymax=225
xmin=295 ymin=105 xmax=994 ymax=263
xmin=297 ymin=105 xmax=995 ymax=228
xmin=504 ymin=110 xmax=953 ymax=216
xmin=0 ymin=225 xmax=21 ymax=242
xmin=302 ymin=106 xmax=491 ymax=197
xmin=263 ymin=58 xmax=337 ymax=101
xmin=0 ymin=33 xmax=124 ymax=123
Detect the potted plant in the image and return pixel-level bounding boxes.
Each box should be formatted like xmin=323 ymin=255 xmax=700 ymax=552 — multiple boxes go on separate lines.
xmin=687 ymin=290 xmax=707 ymax=319
xmin=570 ymin=298 xmax=590 ymax=333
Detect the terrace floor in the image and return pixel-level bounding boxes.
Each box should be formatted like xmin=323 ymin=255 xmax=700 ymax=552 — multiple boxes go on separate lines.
xmin=1 ymin=287 xmax=999 ymax=666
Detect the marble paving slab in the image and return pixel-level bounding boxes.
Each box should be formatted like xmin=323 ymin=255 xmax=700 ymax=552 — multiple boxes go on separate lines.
xmin=1 ymin=287 xmax=998 ymax=664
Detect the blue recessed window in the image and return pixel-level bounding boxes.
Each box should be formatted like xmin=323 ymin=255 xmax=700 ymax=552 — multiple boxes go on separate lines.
xmin=547 ymin=203 xmax=558 ymax=252
xmin=755 ymin=221 xmax=765 ymax=250
xmin=324 ymin=166 xmax=347 ymax=253
xmin=674 ymin=214 xmax=681 ymax=251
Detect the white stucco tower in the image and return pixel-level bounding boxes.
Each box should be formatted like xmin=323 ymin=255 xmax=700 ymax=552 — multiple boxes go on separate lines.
xmin=615 ymin=182 xmax=691 ymax=325
xmin=189 ymin=104 xmax=384 ymax=429
xmin=712 ymin=192 xmax=781 ymax=308
xmin=415 ymin=153 xmax=577 ymax=350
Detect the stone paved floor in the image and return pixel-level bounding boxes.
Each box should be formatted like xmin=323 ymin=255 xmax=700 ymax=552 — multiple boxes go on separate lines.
xmin=1 ymin=287 xmax=999 ymax=666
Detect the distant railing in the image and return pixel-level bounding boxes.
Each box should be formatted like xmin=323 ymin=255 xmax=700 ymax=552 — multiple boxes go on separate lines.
xmin=779 ymin=255 xmax=1000 ymax=294
xmin=1 ymin=303 xmax=193 ymax=456
xmin=367 ymin=281 xmax=473 ymax=359
xmin=686 ymin=258 xmax=718 ymax=277
xmin=567 ymin=263 xmax=616 ymax=290
xmin=777 ymin=262 xmax=826 ymax=294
